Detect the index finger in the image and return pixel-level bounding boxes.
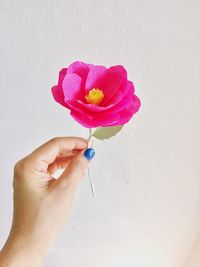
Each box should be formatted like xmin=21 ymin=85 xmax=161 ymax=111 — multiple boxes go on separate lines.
xmin=27 ymin=136 xmax=88 ymax=168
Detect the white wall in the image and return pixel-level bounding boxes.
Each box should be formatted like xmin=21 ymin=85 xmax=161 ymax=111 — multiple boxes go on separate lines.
xmin=0 ymin=1 xmax=200 ymax=267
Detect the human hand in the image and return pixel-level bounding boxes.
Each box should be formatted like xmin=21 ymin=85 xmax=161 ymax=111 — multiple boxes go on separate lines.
xmin=0 ymin=136 xmax=95 ymax=267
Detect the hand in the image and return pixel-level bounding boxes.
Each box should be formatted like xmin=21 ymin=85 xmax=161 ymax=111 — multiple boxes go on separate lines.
xmin=0 ymin=136 xmax=95 ymax=267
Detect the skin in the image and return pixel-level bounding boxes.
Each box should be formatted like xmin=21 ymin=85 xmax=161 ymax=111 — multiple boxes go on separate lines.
xmin=0 ymin=136 xmax=91 ymax=267
xmin=1 ymin=136 xmax=198 ymax=267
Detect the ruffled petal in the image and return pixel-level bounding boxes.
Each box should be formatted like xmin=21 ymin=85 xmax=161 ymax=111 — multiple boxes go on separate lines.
xmin=64 ymin=99 xmax=92 ymax=117
xmin=51 ymin=85 xmax=70 ymax=109
xmin=70 ymin=108 xmax=121 ymax=128
xmin=76 ymin=99 xmax=116 ymax=113
xmin=51 ymin=62 xmax=141 ymax=129
xmin=85 ymin=65 xmax=127 ymax=107
xmin=116 ymin=94 xmax=141 ymax=125
xmin=70 ymin=93 xmax=141 ymax=128
xmin=58 ymin=68 xmax=67 ymax=87
xmin=62 ymin=73 xmax=84 ymax=102
xmin=76 ymin=80 xmax=134 ymax=113
xmin=51 ymin=68 xmax=69 ymax=107
xmin=85 ymin=65 xmax=107 ymax=92
xmin=101 ymin=80 xmax=134 ymax=107
xmin=67 ymin=61 xmax=93 ymax=85
xmin=100 ymin=65 xmax=127 ymax=106
xmin=105 ymin=81 xmax=138 ymax=113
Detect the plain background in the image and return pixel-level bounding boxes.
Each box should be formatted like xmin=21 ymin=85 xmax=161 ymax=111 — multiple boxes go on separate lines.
xmin=0 ymin=1 xmax=200 ymax=267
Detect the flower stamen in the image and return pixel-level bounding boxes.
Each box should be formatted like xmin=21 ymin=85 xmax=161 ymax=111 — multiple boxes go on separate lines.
xmin=85 ymin=88 xmax=104 ymax=105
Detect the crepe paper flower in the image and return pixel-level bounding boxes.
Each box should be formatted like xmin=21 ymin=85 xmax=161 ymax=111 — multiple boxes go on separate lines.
xmin=51 ymin=61 xmax=141 ymax=135
xmin=51 ymin=61 xmax=141 ymax=197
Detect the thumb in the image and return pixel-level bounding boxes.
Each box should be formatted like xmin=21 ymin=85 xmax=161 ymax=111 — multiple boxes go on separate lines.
xmin=57 ymin=147 xmax=95 ymax=188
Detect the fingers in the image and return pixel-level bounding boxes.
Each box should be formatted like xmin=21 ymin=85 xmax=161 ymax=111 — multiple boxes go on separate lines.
xmin=47 ymin=156 xmax=73 ymax=175
xmin=56 ymin=148 xmax=95 ymax=189
xmin=26 ymin=137 xmax=88 ymax=173
xmin=48 ymin=148 xmax=83 ymax=175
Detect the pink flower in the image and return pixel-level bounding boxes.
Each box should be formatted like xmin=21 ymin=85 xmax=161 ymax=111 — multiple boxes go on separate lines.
xmin=51 ymin=61 xmax=141 ymax=128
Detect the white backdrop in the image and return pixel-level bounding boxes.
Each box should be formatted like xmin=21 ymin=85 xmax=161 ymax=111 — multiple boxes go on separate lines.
xmin=0 ymin=1 xmax=200 ymax=267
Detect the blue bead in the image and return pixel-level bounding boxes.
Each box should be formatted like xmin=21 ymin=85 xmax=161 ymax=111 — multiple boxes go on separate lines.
xmin=84 ymin=148 xmax=95 ymax=160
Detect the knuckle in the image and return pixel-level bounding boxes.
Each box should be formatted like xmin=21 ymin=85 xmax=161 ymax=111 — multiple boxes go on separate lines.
xmin=50 ymin=137 xmax=60 ymax=143
xmin=14 ymin=159 xmax=23 ymax=173
xmin=14 ymin=158 xmax=28 ymax=177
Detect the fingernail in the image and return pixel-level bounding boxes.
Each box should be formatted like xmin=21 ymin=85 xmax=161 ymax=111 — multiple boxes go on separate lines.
xmin=83 ymin=148 xmax=95 ymax=160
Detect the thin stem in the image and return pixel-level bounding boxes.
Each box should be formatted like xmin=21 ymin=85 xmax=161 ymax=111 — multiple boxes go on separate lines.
xmin=88 ymin=164 xmax=96 ymax=198
xmin=89 ymin=128 xmax=92 ymax=137
xmin=87 ymin=128 xmax=96 ymax=198
xmin=88 ymin=128 xmax=92 ymax=144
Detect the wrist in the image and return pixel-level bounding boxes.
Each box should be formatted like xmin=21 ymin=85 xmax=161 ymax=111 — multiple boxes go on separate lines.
xmin=0 ymin=227 xmax=52 ymax=267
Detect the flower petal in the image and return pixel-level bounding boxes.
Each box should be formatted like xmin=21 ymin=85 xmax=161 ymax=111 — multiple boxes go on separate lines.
xmin=85 ymin=65 xmax=127 ymax=107
xmin=62 ymin=73 xmax=84 ymax=102
xmin=117 ymin=94 xmax=141 ymax=124
xmin=102 ymin=80 xmax=134 ymax=107
xmin=70 ymin=108 xmax=121 ymax=128
xmin=106 ymin=81 xmax=137 ymax=113
xmin=100 ymin=65 xmax=127 ymax=106
xmin=67 ymin=61 xmax=93 ymax=84
xmin=76 ymin=99 xmax=116 ymax=113
xmin=51 ymin=85 xmax=70 ymax=109
xmin=51 ymin=62 xmax=141 ymax=129
xmin=58 ymin=68 xmax=67 ymax=87
xmin=70 ymin=94 xmax=141 ymax=128
xmin=76 ymin=80 xmax=134 ymax=113
xmin=85 ymin=65 xmax=107 ymax=92
xmin=51 ymin=68 xmax=70 ymax=108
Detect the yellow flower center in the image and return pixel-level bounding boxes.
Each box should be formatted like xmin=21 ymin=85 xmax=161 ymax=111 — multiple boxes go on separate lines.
xmin=85 ymin=88 xmax=104 ymax=105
